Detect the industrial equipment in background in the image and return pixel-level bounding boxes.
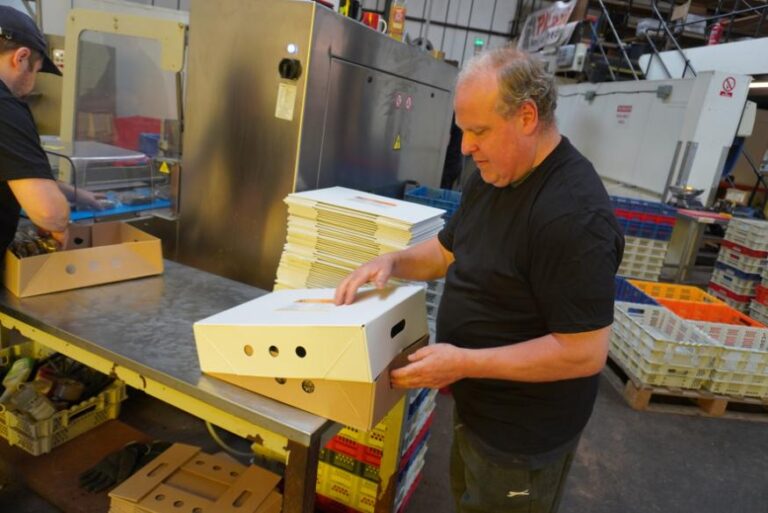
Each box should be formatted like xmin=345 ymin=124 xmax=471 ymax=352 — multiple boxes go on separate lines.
xmin=556 ymin=71 xmax=754 ymax=207
xmin=177 ymin=0 xmax=458 ymax=290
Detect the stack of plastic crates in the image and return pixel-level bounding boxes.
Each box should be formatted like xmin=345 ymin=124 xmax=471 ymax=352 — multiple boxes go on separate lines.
xmin=656 ymin=299 xmax=768 ymax=397
xmin=709 ymin=218 xmax=768 ymax=313
xmin=316 ymin=388 xmax=437 ymax=513
xmin=750 ymin=267 xmax=768 ymax=326
xmin=0 ymin=341 xmax=127 ymax=455
xmin=611 ymin=302 xmax=721 ymax=389
xmin=404 ymin=187 xmax=461 ymax=334
xmin=615 ymin=276 xmax=659 ymax=305
xmin=611 ymin=196 xmax=677 ymax=281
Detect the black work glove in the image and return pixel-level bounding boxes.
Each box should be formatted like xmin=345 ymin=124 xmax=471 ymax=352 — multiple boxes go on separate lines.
xmin=78 ymin=441 xmax=145 ymax=493
xmin=136 ymin=440 xmax=173 ymax=469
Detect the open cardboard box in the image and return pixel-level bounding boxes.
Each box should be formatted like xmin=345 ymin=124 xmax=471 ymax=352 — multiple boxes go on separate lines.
xmin=109 ymin=443 xmax=282 ymax=513
xmin=4 ymin=221 xmax=163 ymax=297
xmin=194 ymin=286 xmax=428 ymax=382
xmin=209 ymin=334 xmax=429 ymax=431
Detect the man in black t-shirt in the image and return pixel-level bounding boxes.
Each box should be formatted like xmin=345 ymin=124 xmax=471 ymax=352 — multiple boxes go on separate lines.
xmin=336 ymin=47 xmax=623 ymax=513
xmin=0 ymin=6 xmax=70 ymax=254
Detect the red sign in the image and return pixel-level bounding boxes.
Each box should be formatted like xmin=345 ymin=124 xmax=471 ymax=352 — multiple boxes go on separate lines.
xmin=616 ymin=104 xmax=632 ymax=124
xmin=720 ymin=76 xmax=736 ymax=97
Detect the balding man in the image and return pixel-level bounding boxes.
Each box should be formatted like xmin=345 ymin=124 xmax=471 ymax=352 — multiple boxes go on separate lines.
xmin=336 ymin=47 xmax=624 ymax=513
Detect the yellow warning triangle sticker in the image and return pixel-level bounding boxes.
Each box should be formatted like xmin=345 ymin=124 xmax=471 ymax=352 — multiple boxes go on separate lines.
xmin=159 ymin=161 xmax=170 ymax=174
xmin=393 ymin=134 xmax=401 ymax=150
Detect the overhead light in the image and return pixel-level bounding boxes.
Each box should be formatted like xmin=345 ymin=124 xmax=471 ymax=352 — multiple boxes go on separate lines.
xmin=749 ymin=81 xmax=768 ymax=89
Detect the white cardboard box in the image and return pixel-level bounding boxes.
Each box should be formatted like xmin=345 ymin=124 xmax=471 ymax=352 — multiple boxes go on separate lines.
xmin=194 ymin=286 xmax=428 ymax=382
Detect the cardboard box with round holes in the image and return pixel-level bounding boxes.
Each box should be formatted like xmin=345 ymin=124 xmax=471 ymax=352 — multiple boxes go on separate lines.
xmin=208 ymin=334 xmax=429 ymax=431
xmin=3 ymin=221 xmax=163 ymax=297
xmin=109 ymin=443 xmax=282 ymax=513
xmin=193 ymin=285 xmax=428 ymax=383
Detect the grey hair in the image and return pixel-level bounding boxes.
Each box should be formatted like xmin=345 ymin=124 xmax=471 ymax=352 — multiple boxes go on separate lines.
xmin=458 ymin=46 xmax=557 ymax=126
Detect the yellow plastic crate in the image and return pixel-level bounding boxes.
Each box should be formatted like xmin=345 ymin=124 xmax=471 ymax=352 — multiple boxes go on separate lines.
xmin=0 ymin=341 xmax=127 ymax=455
xmin=338 ymin=422 xmax=387 ymax=451
xmin=629 ymin=280 xmax=724 ymax=304
xmin=317 ymin=461 xmax=378 ymax=513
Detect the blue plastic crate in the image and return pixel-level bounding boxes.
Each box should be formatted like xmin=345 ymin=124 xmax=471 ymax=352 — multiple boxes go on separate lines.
xmin=615 ymin=276 xmax=659 ymax=305
xmin=404 ymin=186 xmax=461 ymax=219
xmin=616 ymin=218 xmax=674 ymax=241
xmin=139 ymin=132 xmax=161 ymax=157
xmin=610 ymin=195 xmax=677 ymax=217
xmin=713 ymin=261 xmax=762 ymax=282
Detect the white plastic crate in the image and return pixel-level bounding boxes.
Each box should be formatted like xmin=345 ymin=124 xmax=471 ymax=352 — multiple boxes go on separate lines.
xmin=624 ymin=236 xmax=669 ymax=252
xmin=618 ymin=267 xmax=662 ymax=281
xmin=691 ymin=321 xmax=768 ymax=374
xmin=716 ymin=246 xmax=766 ymax=275
xmin=704 ymin=373 xmax=768 ymax=398
xmin=610 ymin=335 xmax=710 ymax=389
xmin=751 ymin=301 xmax=768 ymax=326
xmin=613 ymin=303 xmax=720 ymax=367
xmin=725 ymin=219 xmax=768 ymax=252
xmin=0 ymin=340 xmax=127 ymax=456
xmin=710 ymin=268 xmax=760 ymax=297
xmin=621 ymin=251 xmax=666 ymax=267
xmin=395 ymin=440 xmax=427 ymax=513
xmin=708 ymin=285 xmax=751 ymax=313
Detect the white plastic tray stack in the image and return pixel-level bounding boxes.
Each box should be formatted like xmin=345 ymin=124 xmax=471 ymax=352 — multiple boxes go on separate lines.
xmin=275 ymin=187 xmax=445 ymax=291
xmin=709 ymin=218 xmax=768 ymax=313
xmin=611 ymin=302 xmax=721 ymax=390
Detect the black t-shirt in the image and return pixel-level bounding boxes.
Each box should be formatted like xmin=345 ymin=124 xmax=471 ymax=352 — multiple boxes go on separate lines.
xmin=0 ymin=80 xmax=55 ymax=253
xmin=437 ymin=136 xmax=624 ymax=457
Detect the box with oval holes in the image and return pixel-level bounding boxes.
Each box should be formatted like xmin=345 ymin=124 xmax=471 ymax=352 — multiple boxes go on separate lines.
xmin=109 ymin=443 xmax=282 ymax=513
xmin=193 ymin=286 xmax=429 ymax=383
xmin=3 ymin=221 xmax=163 ymax=297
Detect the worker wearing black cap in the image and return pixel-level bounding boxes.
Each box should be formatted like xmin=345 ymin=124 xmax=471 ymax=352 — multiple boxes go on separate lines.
xmin=0 ymin=6 xmax=103 ymax=255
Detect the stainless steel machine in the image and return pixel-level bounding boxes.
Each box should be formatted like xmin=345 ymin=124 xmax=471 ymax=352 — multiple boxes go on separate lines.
xmin=178 ymin=0 xmax=458 ymax=290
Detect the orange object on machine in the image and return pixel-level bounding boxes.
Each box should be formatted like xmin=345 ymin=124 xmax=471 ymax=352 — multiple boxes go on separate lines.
xmin=388 ymin=0 xmax=407 ymax=41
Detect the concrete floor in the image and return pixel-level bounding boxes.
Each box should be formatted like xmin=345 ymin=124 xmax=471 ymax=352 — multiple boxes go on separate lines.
xmin=2 ymin=372 xmax=768 ymax=513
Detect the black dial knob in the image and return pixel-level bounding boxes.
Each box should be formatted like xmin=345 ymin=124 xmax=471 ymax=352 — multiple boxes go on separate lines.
xmin=279 ymin=58 xmax=302 ymax=80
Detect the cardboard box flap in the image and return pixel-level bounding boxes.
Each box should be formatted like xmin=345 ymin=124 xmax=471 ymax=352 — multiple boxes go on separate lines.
xmin=257 ymin=490 xmax=284 ymax=513
xmin=109 ymin=443 xmax=200 ymax=503
xmin=212 ymin=465 xmax=282 ymax=513
xmin=177 ymin=452 xmax=245 ymax=486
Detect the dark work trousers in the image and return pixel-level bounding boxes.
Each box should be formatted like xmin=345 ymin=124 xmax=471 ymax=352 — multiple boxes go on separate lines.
xmin=450 ymin=416 xmax=576 ymax=513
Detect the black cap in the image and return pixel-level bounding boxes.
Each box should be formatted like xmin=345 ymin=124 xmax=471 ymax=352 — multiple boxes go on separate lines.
xmin=0 ymin=6 xmax=61 ymax=76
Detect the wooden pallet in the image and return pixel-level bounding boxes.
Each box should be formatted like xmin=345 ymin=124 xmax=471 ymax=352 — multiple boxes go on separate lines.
xmin=603 ymin=354 xmax=768 ymax=422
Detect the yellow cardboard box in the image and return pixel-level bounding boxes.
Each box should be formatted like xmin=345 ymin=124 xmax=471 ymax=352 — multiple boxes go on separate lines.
xmin=209 ymin=335 xmax=429 ymax=431
xmin=109 ymin=443 xmax=282 ymax=513
xmin=4 ymin=221 xmax=163 ymax=297
xmin=194 ymin=286 xmax=428 ymax=382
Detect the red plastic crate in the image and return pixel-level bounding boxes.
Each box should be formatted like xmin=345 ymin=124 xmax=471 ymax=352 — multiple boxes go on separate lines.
xmin=756 ymin=284 xmax=768 ymax=305
xmin=614 ymin=208 xmax=676 ymax=226
xmin=721 ymin=239 xmax=768 ymax=259
xmin=659 ymin=298 xmax=764 ymax=327
xmin=325 ymin=435 xmax=383 ymax=467
xmin=113 ymin=116 xmax=162 ymax=151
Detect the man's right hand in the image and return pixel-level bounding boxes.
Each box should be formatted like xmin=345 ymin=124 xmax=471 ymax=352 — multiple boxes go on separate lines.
xmin=334 ymin=254 xmax=396 ymax=305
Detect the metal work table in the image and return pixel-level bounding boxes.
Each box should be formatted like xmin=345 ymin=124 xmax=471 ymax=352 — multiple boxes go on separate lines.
xmin=0 ymin=260 xmax=335 ymax=513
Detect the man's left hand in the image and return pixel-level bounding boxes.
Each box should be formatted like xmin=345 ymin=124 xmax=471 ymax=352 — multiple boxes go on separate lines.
xmin=391 ymin=343 xmax=468 ymax=389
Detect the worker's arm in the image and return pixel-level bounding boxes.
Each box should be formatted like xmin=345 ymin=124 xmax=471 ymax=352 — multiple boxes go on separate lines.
xmin=335 ymin=237 xmax=454 ymax=305
xmin=390 ymin=327 xmax=610 ymax=389
xmin=8 ymin=178 xmax=70 ymax=243
xmin=57 ymin=182 xmax=105 ymax=210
